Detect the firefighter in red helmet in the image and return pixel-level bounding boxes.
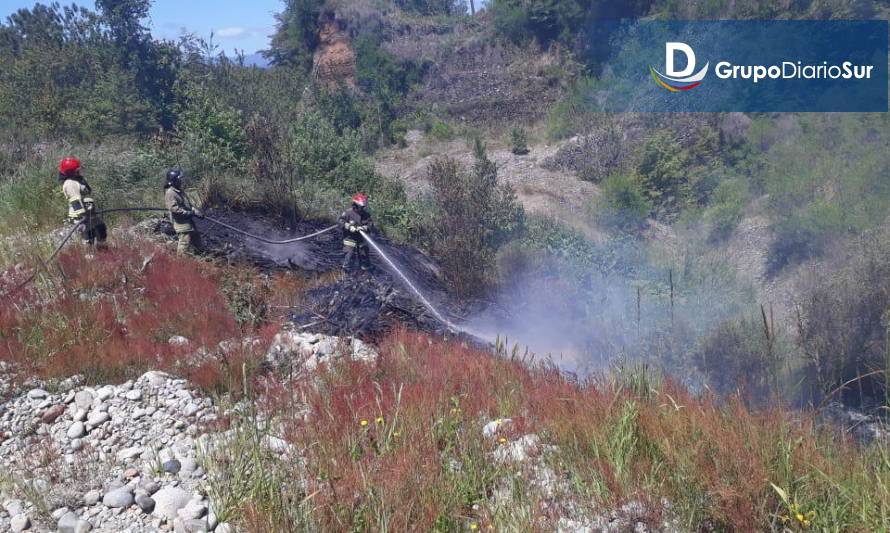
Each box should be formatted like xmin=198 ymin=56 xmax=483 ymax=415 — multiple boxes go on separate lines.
xmin=58 ymin=157 xmax=107 ymax=248
xmin=339 ymin=193 xmax=373 ymax=272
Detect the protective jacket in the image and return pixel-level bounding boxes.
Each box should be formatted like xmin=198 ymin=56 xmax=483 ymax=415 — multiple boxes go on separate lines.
xmin=61 ymin=177 xmax=96 ymax=220
xmin=165 ymin=187 xmax=196 ymax=234
xmin=339 ymin=207 xmax=372 ymax=248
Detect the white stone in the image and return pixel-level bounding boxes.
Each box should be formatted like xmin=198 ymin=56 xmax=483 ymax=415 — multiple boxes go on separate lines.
xmin=482 ymin=418 xmax=512 ymax=438
xmin=67 ymin=421 xmax=86 ymax=439
xmin=152 ymin=487 xmax=192 ymax=521
xmin=125 ymin=389 xmax=142 ymax=401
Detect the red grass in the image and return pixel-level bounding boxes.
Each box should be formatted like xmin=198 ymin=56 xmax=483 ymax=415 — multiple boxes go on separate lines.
xmin=1 ymin=241 xmax=269 ymax=390
xmin=260 ymin=329 xmax=881 ymax=532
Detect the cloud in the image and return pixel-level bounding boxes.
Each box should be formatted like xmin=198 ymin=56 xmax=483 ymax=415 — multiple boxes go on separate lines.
xmin=216 ymin=27 xmax=247 ymax=38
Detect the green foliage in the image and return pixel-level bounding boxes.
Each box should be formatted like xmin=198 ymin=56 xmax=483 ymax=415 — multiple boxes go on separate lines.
xmin=702 ymin=178 xmax=748 ymax=242
xmin=427 ymin=140 xmax=525 ymax=296
xmin=0 ymin=1 xmax=181 ymax=138
xmin=693 ymin=315 xmax=777 ymax=397
xmin=545 ymin=77 xmax=602 ymax=140
xmin=795 ymin=228 xmax=890 ymax=406
xmin=510 ymin=128 xmax=529 ymax=155
xmin=395 ymin=0 xmax=465 ymax=15
xmin=175 ymin=80 xmax=250 ymax=190
xmin=600 ymin=173 xmax=651 ymax=230
xmin=264 ymin=0 xmax=324 ymax=71
xmin=762 ymin=114 xmax=890 ymax=273
xmin=638 ymin=131 xmax=690 ymax=216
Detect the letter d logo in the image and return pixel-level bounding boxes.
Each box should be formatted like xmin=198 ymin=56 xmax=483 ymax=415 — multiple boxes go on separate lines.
xmin=650 ymin=42 xmax=709 ymax=92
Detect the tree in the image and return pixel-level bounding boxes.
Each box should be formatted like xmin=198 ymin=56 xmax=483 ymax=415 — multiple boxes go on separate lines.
xmin=428 ymin=139 xmax=525 ymax=296
xmin=263 ymin=0 xmax=324 ymax=71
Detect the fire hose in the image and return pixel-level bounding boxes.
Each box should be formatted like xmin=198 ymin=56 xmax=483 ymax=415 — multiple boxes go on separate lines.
xmin=4 ymin=207 xmax=337 ymax=296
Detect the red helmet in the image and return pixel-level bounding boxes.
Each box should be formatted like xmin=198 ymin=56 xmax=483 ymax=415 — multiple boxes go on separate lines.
xmin=352 ymin=193 xmax=368 ymax=207
xmin=59 ymin=157 xmax=81 ymax=177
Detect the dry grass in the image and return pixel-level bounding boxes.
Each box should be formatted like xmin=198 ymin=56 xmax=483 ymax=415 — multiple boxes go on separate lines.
xmin=212 ymin=330 xmax=890 ymax=532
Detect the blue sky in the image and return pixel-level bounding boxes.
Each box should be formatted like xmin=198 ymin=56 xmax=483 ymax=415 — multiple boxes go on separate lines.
xmin=0 ymin=0 xmax=282 ymax=54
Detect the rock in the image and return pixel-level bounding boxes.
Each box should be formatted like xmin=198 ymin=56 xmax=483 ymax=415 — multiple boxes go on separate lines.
xmin=124 ymin=468 xmax=139 ymax=479
xmin=73 ymin=408 xmax=88 ymax=422
xmin=74 ymin=390 xmax=94 ymax=410
xmin=179 ymin=457 xmax=197 ymax=475
xmin=215 ymin=523 xmax=232 ymax=533
xmin=67 ymin=421 xmax=86 ymax=439
xmin=83 ymin=490 xmax=101 ymax=506
xmin=177 ymin=499 xmax=207 ymax=520
xmin=482 ymin=418 xmax=512 ymax=438
xmin=57 ymin=512 xmax=92 ymax=533
xmin=162 ymin=459 xmax=182 ymax=474
xmin=141 ymin=371 xmax=169 ymax=387
xmin=4 ymin=499 xmax=24 ymax=516
xmin=102 ymin=487 xmax=134 ymax=509
xmin=41 ymin=404 xmax=65 ymax=424
xmin=139 ymin=479 xmax=161 ymax=495
xmin=183 ymin=403 xmax=200 ymax=417
xmin=86 ymin=411 xmax=110 ymax=427
xmin=27 ymin=388 xmax=48 ymax=400
xmin=135 ymin=494 xmax=156 ymax=514
xmin=125 ymin=389 xmax=143 ymax=401
xmin=10 ymin=514 xmax=30 ymax=532
xmin=493 ymin=434 xmax=541 ymax=463
xmin=116 ymin=446 xmax=143 ymax=462
xmin=168 ymin=336 xmax=190 ymax=346
xmin=152 ymin=487 xmax=192 ymax=521
xmin=173 ymin=518 xmax=208 ymax=533
xmin=95 ymin=386 xmax=114 ymax=401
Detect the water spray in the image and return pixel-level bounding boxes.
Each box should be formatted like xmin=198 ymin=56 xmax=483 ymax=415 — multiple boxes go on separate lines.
xmin=360 ymin=230 xmax=462 ymax=332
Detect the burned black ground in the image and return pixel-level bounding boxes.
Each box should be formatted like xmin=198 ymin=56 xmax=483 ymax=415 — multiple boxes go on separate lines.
xmin=156 ymin=207 xmax=471 ymax=337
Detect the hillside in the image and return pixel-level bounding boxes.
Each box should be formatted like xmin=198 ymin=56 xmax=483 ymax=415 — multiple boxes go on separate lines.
xmin=1 ymin=0 xmax=890 ymax=531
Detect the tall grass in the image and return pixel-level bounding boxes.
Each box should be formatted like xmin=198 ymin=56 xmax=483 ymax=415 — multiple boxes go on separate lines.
xmin=204 ymin=329 xmax=890 ymax=531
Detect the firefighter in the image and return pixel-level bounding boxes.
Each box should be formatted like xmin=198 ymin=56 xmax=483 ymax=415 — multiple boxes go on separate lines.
xmin=59 ymin=157 xmax=107 ymax=249
xmin=164 ymin=169 xmax=203 ymax=255
xmin=339 ymin=193 xmax=373 ymax=272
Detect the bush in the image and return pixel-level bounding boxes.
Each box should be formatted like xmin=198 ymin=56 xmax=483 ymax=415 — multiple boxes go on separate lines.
xmin=427 ymin=140 xmax=525 ymax=296
xmin=693 ymin=314 xmax=778 ymax=399
xmin=600 ymin=173 xmax=651 ymax=230
xmin=510 ymin=128 xmax=530 ymax=155
xmin=795 ymin=228 xmax=890 ymax=406
xmin=702 ymin=179 xmax=748 ymax=242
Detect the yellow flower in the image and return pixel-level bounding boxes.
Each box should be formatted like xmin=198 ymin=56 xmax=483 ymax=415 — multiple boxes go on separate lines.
xmin=498 ymin=437 xmax=508 ymax=444
xmin=470 ymin=523 xmax=479 ymax=531
xmin=803 ymin=519 xmax=811 ymax=528
xmin=796 ymin=513 xmax=804 ymax=522
xmin=393 ymin=431 xmax=401 ymax=437
xmin=376 ymin=417 xmax=384 ymax=424
xmin=360 ymin=419 xmax=369 ymax=427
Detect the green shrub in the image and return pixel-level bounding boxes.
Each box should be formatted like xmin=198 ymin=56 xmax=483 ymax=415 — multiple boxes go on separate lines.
xmin=427 ymin=119 xmax=455 ymax=141
xmin=427 ymin=140 xmax=525 ymax=296
xmin=510 ymin=128 xmax=530 ymax=155
xmin=693 ymin=312 xmax=785 ymax=399
xmin=600 ymin=173 xmax=651 ymax=230
xmin=702 ymin=179 xmax=748 ymax=241
xmin=638 ymin=130 xmax=690 ymax=217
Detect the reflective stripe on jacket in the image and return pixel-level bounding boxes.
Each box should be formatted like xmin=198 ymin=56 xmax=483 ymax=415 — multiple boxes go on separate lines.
xmin=62 ymin=178 xmax=95 ymax=219
xmin=338 ymin=207 xmax=372 ymax=247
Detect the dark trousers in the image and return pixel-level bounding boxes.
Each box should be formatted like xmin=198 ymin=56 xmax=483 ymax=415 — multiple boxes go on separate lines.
xmin=342 ymin=243 xmax=371 ymax=272
xmin=73 ymin=214 xmax=107 ymax=247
